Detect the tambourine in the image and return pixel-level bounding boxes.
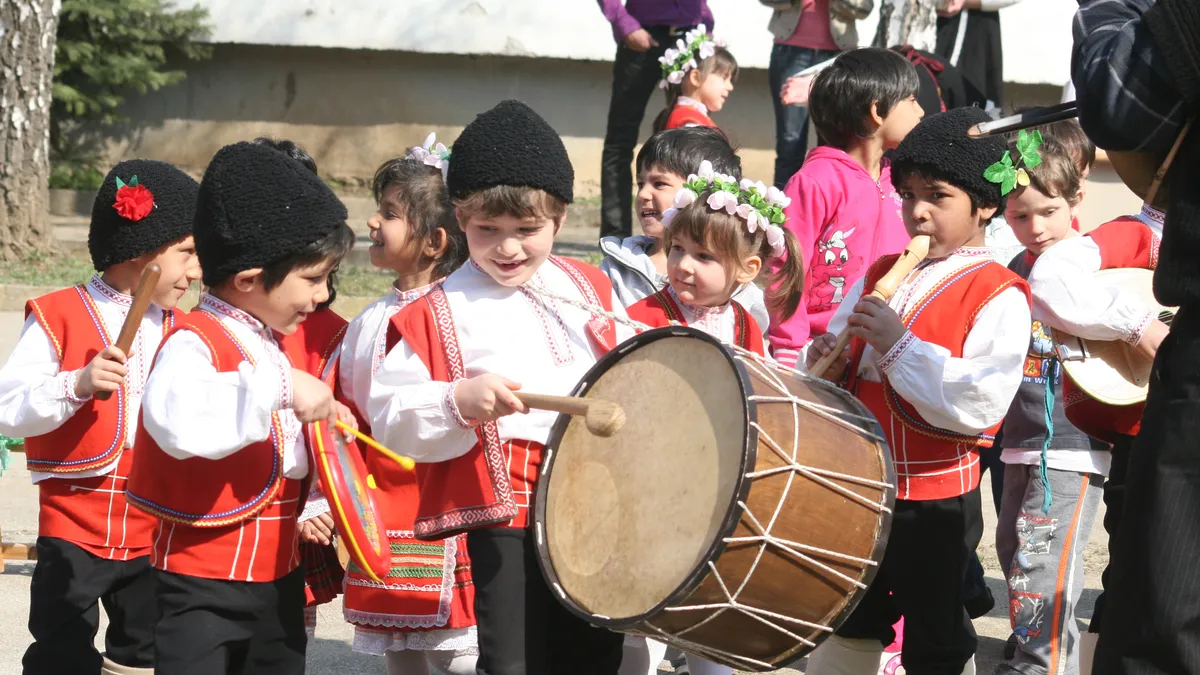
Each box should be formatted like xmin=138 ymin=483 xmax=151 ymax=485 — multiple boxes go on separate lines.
xmin=306 ymin=419 xmax=390 ymax=582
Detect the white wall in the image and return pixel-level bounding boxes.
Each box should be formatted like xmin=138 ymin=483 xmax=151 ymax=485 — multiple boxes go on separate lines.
xmin=185 ymin=0 xmax=1076 ymax=85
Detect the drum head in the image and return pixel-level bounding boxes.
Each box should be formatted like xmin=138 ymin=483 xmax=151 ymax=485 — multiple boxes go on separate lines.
xmin=536 ymin=328 xmax=751 ymax=623
xmin=307 ymin=420 xmax=390 ymax=582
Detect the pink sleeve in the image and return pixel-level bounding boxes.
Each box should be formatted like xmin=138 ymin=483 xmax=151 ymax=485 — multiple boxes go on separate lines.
xmin=767 ymin=171 xmax=832 ymax=367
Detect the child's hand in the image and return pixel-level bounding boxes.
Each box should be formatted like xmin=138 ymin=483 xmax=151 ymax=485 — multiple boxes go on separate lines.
xmin=454 ymin=374 xmax=527 ymax=424
xmin=806 ymin=332 xmax=849 ymax=380
xmin=290 ymin=369 xmax=337 ymax=424
xmin=335 ymin=402 xmax=358 ymax=441
xmin=75 ymin=346 xmax=128 ymax=399
xmin=847 ymin=295 xmax=908 ymax=356
xmin=300 ymin=512 xmax=335 ymax=545
xmin=1135 ymin=319 xmax=1170 ymax=361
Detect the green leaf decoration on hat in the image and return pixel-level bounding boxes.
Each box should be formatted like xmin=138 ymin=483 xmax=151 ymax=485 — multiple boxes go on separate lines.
xmin=1017 ymin=129 xmax=1043 ymax=169
xmin=984 ymin=130 xmax=1043 ymax=197
xmin=114 ymin=175 xmax=139 ymax=189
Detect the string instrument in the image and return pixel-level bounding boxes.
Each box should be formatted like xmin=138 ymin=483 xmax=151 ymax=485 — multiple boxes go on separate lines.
xmin=1051 ymin=268 xmax=1176 ymax=406
xmin=809 ymin=235 xmax=931 ymax=379
xmin=96 ymin=264 xmax=160 ymax=402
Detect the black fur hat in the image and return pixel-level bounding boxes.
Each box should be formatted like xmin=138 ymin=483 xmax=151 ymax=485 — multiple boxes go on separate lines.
xmin=88 ymin=160 xmax=199 ymax=271
xmin=194 ymin=141 xmax=348 ymax=287
xmin=446 ymin=100 xmax=574 ymax=204
xmin=890 ymin=106 xmax=1009 ymax=207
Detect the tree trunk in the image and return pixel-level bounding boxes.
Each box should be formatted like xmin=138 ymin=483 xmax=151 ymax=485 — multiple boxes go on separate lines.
xmin=0 ymin=0 xmax=62 ymax=262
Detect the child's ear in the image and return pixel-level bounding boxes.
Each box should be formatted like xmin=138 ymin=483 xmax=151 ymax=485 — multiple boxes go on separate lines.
xmin=736 ymin=256 xmax=762 ymax=285
xmin=232 ymin=268 xmax=264 ymax=293
xmin=868 ymin=100 xmax=885 ymax=128
xmin=553 ymin=213 xmax=566 ymax=235
xmin=424 ymin=228 xmax=449 ymax=259
xmin=977 ymin=205 xmax=998 ymax=224
xmin=685 ymin=68 xmax=704 ymax=90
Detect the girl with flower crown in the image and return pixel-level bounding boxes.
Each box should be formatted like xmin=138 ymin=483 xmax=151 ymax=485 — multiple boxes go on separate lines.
xmin=321 ymin=133 xmax=477 ymax=675
xmin=627 ymin=161 xmax=805 ymax=355
xmin=653 ymin=26 xmax=740 ymax=133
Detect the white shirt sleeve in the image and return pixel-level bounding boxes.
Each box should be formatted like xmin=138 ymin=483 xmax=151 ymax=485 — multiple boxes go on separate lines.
xmin=141 ymin=330 xmax=291 ymax=461
xmin=0 ymin=315 xmax=87 ymax=438
xmin=1028 ymin=236 xmax=1153 ymax=344
xmin=367 ymin=338 xmax=478 ymax=464
xmin=880 ymin=286 xmax=1030 ymax=435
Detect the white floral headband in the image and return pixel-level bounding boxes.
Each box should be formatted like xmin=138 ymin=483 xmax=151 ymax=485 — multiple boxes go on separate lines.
xmin=661 ymin=160 xmax=790 ymax=258
xmin=658 ymin=25 xmax=724 ymax=89
xmin=406 ymin=132 xmax=451 ymax=180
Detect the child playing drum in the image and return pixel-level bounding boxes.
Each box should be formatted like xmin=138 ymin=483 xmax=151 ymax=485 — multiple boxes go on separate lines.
xmin=627 ymin=163 xmax=805 ymax=357
xmin=367 ymin=100 xmax=636 ymax=675
xmin=334 ymin=136 xmax=476 ymax=674
xmin=804 ymin=107 xmax=1032 ymax=675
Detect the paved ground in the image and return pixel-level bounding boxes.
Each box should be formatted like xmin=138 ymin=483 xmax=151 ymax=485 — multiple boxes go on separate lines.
xmin=0 ymin=165 xmax=1139 ymax=673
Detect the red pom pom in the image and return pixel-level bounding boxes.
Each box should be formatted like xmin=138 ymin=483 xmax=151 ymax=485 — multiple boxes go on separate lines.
xmin=113 ymin=184 xmax=154 ymax=222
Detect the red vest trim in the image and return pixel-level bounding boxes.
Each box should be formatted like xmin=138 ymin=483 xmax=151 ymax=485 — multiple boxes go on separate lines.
xmin=665 ymin=105 xmax=717 ymax=130
xmin=127 ymin=311 xmax=287 ymax=528
xmin=415 ymin=286 xmax=518 ymax=538
xmin=23 ymin=286 xmax=175 ymax=474
xmin=1061 ymin=217 xmax=1160 ymax=441
xmin=547 ymin=255 xmax=618 ymax=352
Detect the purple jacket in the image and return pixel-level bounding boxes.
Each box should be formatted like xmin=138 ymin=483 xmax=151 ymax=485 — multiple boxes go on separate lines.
xmin=596 ymin=0 xmax=714 ymax=42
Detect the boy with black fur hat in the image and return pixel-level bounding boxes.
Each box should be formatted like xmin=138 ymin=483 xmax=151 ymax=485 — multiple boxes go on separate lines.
xmin=0 ymin=160 xmax=201 ymax=675
xmin=368 ymin=100 xmax=634 ymax=675
xmin=125 ymin=141 xmax=355 ymax=674
xmin=803 ymin=106 xmax=1032 ymax=675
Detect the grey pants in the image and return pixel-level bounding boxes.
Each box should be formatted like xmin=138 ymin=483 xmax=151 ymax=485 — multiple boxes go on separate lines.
xmin=995 ymin=463 xmax=1103 ymax=675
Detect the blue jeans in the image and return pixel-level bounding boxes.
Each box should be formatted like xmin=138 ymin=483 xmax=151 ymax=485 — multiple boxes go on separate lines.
xmin=768 ymin=43 xmax=841 ymax=189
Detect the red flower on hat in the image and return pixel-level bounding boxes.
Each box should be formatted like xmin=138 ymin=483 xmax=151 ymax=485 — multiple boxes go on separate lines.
xmin=113 ymin=175 xmax=154 ymax=222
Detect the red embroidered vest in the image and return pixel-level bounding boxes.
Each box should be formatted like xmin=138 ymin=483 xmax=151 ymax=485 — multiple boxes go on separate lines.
xmin=1061 ymin=217 xmax=1161 ymax=442
xmin=627 ymin=288 xmax=765 ymax=356
xmin=23 ymin=286 xmax=175 ymax=473
xmin=665 ymin=105 xmax=717 ymax=130
xmin=848 ymin=255 xmax=1031 ymax=500
xmin=386 ymin=257 xmax=618 ymax=539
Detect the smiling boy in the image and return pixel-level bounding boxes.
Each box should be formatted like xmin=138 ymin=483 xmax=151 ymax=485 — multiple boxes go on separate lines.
xmin=804 ymin=107 xmax=1032 ymax=675
xmin=369 ymin=100 xmax=633 ymax=675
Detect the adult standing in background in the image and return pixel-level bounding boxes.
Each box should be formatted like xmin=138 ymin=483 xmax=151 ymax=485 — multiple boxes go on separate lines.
xmin=935 ymin=0 xmax=1027 ymax=116
xmin=873 ymin=0 xmax=962 ymax=52
xmin=598 ymin=0 xmax=713 ymax=240
xmin=765 ymin=0 xmax=871 ymax=189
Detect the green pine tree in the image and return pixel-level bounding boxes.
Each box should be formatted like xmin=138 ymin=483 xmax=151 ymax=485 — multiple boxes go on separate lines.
xmin=51 ymin=0 xmax=210 ymax=163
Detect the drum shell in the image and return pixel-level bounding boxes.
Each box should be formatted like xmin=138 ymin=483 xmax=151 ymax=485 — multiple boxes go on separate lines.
xmin=535 ymin=328 xmax=894 ymax=671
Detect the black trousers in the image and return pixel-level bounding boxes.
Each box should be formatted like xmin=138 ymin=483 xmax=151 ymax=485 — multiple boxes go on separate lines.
xmin=1097 ymin=305 xmax=1200 ymax=674
xmin=154 ymin=567 xmax=307 ymax=675
xmin=468 ymin=528 xmax=624 ymax=675
xmin=836 ymin=488 xmax=983 ymax=675
xmin=23 ymin=537 xmax=157 ymax=674
xmin=1089 ymin=433 xmax=1133 ymax=633
xmin=599 ymin=25 xmax=694 ymax=240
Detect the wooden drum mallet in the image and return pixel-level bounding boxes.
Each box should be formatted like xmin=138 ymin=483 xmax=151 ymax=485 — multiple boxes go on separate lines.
xmin=95 ymin=264 xmax=161 ymax=401
xmin=516 ymin=392 xmax=626 ymax=437
xmin=809 ymin=235 xmax=931 ymax=379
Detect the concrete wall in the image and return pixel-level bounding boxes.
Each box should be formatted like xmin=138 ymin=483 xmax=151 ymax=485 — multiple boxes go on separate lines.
xmin=104 ymin=44 xmax=1060 ymax=197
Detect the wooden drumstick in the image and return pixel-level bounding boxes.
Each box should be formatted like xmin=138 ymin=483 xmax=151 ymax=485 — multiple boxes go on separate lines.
xmin=95 ymin=263 xmax=161 ymax=401
xmin=809 ymin=235 xmax=931 ymax=379
xmin=515 ymin=392 xmax=626 ymax=437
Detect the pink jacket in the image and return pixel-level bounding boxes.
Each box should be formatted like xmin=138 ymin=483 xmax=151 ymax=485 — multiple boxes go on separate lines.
xmin=768 ymin=147 xmax=910 ymax=368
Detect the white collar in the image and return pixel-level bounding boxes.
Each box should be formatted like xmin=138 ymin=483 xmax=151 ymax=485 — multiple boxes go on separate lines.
xmin=1137 ymin=203 xmax=1166 ymax=236
xmin=668 ymin=284 xmax=725 ymax=317
xmin=392 ymin=279 xmax=441 ymax=306
xmin=87 ymin=275 xmax=133 ymax=307
xmin=199 ymin=293 xmax=271 ymax=336
xmin=677 ymin=96 xmax=708 ymax=115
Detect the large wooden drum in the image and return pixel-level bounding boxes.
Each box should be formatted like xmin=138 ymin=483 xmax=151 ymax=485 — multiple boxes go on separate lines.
xmin=534 ymin=327 xmax=895 ymax=671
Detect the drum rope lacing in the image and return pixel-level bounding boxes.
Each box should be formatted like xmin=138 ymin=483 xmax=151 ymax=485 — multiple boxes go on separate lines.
xmin=526 ymin=281 xmax=895 ymax=669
